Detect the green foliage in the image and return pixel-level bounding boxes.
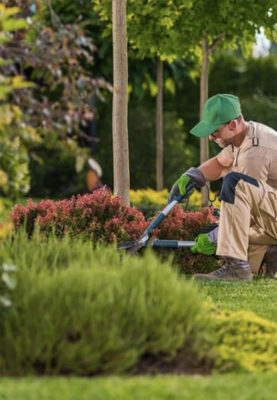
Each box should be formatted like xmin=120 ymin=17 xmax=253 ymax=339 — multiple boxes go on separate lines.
xmin=214 ymin=309 xmax=277 ymax=372
xmin=0 ymin=113 xmax=31 ymax=198
xmin=0 ymin=234 xmax=214 ymax=375
xmin=0 ymin=4 xmax=27 ymax=44
xmin=209 ymin=52 xmax=244 ymax=96
xmin=240 ymin=55 xmax=277 ymax=96
xmin=94 ymin=0 xmax=195 ymax=62
xmin=28 ymin=135 xmax=89 ymax=198
xmin=241 ymin=95 xmax=277 ymax=128
xmin=209 ymin=52 xmax=277 ymax=133
xmin=0 ymin=1 xmax=111 ymax=199
xmin=98 ymin=97 xmax=197 ymax=189
xmin=0 ymin=5 xmax=39 ymax=199
xmin=94 ymin=0 xmax=277 ymax=64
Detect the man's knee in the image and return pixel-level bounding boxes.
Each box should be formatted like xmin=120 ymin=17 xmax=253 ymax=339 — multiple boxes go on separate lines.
xmin=219 ymin=172 xmax=259 ymax=204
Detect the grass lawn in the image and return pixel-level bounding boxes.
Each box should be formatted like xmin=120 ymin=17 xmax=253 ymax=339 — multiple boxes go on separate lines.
xmin=195 ymin=276 xmax=277 ymax=322
xmin=1 ymin=373 xmax=277 ymax=400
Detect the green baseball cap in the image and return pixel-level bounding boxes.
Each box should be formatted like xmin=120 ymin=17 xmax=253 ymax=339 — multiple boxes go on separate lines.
xmin=190 ymin=94 xmax=241 ymax=137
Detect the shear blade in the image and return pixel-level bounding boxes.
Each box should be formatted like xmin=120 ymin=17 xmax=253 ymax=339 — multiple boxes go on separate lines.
xmin=117 ymin=240 xmax=137 ymax=250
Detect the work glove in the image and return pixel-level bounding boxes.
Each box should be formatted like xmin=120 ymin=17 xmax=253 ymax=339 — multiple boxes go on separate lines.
xmin=190 ymin=233 xmax=216 ymax=255
xmin=190 ymin=225 xmax=218 ymax=255
xmin=168 ymin=167 xmax=206 ymax=203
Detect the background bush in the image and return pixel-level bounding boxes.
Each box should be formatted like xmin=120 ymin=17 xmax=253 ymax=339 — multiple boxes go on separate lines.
xmin=130 ymin=188 xmax=220 ymax=218
xmin=0 ymin=235 xmax=214 ymax=375
xmin=28 ymin=138 xmax=90 ymax=199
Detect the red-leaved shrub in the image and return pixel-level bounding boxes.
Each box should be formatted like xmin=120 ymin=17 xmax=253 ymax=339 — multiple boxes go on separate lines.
xmin=152 ymin=205 xmax=218 ymax=274
xmin=11 ymin=189 xmax=218 ymax=273
xmin=11 ymin=189 xmax=148 ymax=243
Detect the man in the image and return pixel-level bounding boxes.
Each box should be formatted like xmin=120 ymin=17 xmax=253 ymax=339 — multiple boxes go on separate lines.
xmin=169 ymin=94 xmax=277 ymax=280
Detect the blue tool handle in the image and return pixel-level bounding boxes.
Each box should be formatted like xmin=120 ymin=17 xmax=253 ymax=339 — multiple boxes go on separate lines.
xmin=143 ymin=187 xmax=193 ymax=236
xmin=145 ymin=198 xmax=179 ymax=235
xmin=151 ymin=240 xmax=179 ymax=248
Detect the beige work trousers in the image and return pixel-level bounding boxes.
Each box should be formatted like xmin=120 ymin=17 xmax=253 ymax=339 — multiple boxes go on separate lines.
xmin=217 ymin=179 xmax=277 ymax=273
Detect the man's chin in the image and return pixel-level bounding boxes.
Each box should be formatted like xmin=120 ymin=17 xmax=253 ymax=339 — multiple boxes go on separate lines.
xmin=216 ymin=140 xmax=226 ymax=148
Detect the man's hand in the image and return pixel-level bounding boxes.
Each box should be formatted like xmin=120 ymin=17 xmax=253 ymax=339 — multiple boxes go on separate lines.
xmin=190 ymin=233 xmax=216 ymax=255
xmin=168 ymin=176 xmax=194 ymax=203
xmin=168 ymin=167 xmax=206 ymax=203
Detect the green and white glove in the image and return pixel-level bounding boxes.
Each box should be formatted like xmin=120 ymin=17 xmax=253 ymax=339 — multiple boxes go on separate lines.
xmin=168 ymin=167 xmax=206 ymax=203
xmin=190 ymin=233 xmax=216 ymax=255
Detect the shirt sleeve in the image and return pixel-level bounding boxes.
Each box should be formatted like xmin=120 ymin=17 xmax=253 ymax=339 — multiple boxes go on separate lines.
xmin=217 ymin=146 xmax=234 ymax=168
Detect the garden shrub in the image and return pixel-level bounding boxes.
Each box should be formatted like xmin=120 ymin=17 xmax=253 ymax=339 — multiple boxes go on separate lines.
xmin=11 ymin=189 xmax=147 ymax=243
xmin=153 ymin=206 xmax=218 ymax=274
xmin=0 ymin=237 xmax=214 ymax=375
xmin=130 ymin=188 xmax=221 ymax=211
xmin=130 ymin=188 xmax=169 ymax=218
xmin=11 ymin=189 xmax=218 ymax=273
xmin=213 ymin=309 xmax=277 ymax=372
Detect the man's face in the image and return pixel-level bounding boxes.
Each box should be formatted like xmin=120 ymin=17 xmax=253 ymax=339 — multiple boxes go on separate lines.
xmin=209 ymin=121 xmax=236 ymax=148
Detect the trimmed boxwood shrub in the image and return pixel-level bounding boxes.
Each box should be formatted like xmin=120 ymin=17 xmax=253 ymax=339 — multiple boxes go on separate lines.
xmin=11 ymin=189 xmax=218 ymax=273
xmin=0 ymin=236 xmax=214 ymax=375
xmin=2 ymin=234 xmax=277 ymax=375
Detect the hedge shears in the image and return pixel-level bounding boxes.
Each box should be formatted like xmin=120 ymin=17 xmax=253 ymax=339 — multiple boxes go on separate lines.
xmin=117 ymin=183 xmax=196 ymax=255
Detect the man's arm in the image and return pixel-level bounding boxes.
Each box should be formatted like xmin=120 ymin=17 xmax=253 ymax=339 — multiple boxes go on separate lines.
xmin=168 ymin=150 xmax=232 ymax=202
xmin=198 ymin=154 xmax=232 ymax=181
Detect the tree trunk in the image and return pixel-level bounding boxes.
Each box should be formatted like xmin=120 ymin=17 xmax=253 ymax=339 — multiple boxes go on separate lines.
xmin=156 ymin=57 xmax=163 ymax=191
xmin=200 ymin=34 xmax=210 ymax=207
xmin=112 ymin=0 xmax=130 ymax=204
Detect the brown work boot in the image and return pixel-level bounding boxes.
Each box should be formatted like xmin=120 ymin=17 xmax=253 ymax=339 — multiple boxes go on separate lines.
xmin=262 ymin=246 xmax=277 ymax=278
xmin=194 ymin=257 xmax=253 ymax=281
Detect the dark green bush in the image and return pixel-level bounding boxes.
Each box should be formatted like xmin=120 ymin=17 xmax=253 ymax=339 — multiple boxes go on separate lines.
xmin=0 ymin=235 xmax=214 ymax=375
xmin=29 ymin=142 xmax=88 ymax=199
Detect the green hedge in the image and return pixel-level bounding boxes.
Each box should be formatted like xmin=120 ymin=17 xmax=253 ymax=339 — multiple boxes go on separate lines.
xmin=0 ymin=233 xmax=214 ymax=375
xmin=2 ymin=233 xmax=277 ymax=375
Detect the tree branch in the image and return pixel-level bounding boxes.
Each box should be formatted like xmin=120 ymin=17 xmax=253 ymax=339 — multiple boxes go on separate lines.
xmin=208 ymin=32 xmax=226 ymax=54
xmin=44 ymin=0 xmax=62 ymax=28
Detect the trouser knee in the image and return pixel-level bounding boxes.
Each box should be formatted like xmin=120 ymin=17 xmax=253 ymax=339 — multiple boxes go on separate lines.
xmin=219 ymin=172 xmax=259 ymax=204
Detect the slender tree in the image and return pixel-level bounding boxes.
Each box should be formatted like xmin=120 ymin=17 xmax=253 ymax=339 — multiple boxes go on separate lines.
xmin=112 ymin=0 xmax=130 ymax=204
xmin=94 ymin=0 xmax=194 ymax=191
xmin=156 ymin=57 xmax=163 ymax=190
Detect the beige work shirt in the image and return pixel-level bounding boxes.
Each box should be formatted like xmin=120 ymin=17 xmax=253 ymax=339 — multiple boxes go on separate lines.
xmin=219 ymin=121 xmax=277 ymax=190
